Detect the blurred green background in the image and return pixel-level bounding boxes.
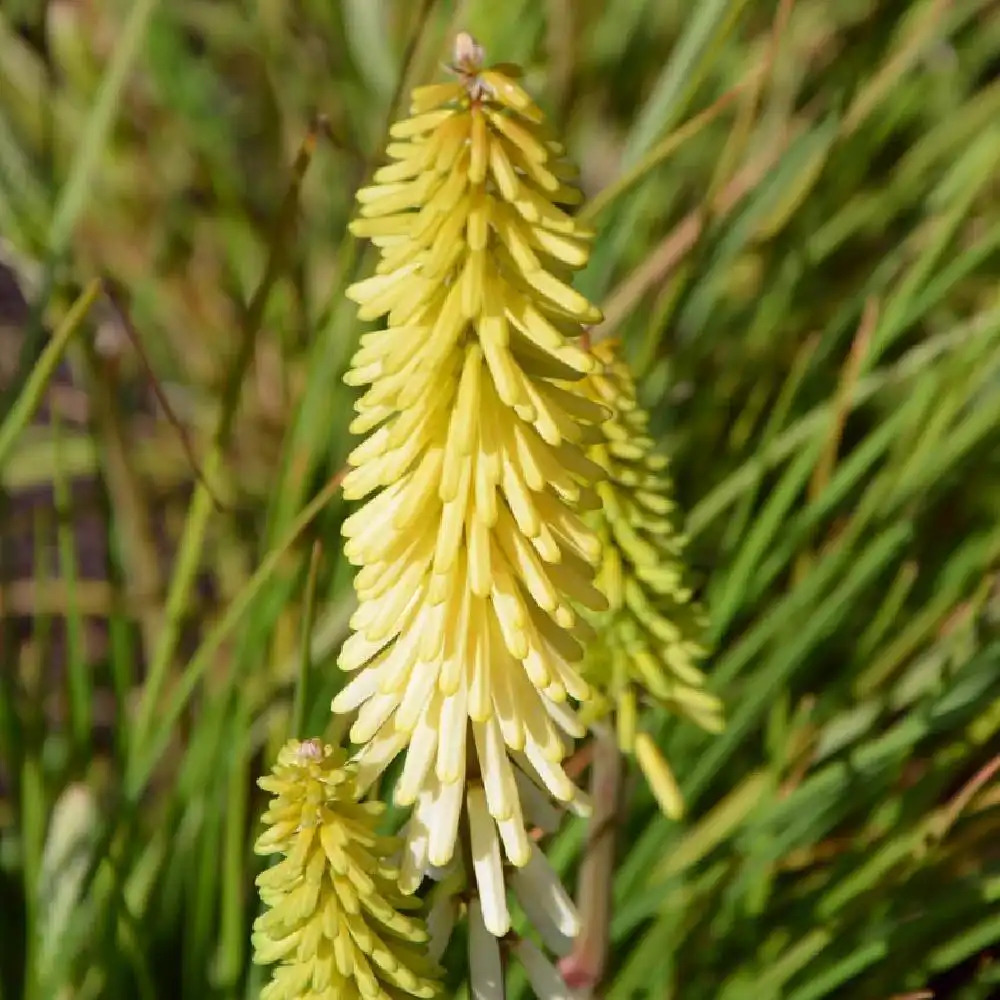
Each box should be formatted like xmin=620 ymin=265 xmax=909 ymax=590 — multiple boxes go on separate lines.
xmin=1 ymin=0 xmax=999 ymax=998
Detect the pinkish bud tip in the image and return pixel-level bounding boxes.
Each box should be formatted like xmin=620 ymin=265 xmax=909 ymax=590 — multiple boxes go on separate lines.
xmin=295 ymin=738 xmax=324 ymax=761
xmin=558 ymin=952 xmax=600 ymax=991
xmin=453 ymin=31 xmax=484 ymax=71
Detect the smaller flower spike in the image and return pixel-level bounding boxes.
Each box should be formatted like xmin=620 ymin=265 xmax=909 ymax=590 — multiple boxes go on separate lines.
xmin=252 ymin=739 xmax=441 ymax=1000
xmin=580 ymin=342 xmax=723 ymax=815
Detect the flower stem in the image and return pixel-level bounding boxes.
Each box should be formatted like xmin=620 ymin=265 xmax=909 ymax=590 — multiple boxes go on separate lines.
xmin=559 ymin=725 xmax=623 ymax=994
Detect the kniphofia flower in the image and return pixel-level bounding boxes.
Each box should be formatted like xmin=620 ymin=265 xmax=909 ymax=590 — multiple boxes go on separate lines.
xmin=252 ymin=739 xmax=440 ymax=1000
xmin=334 ymin=32 xmax=607 ymax=928
xmin=580 ymin=340 xmax=723 ymax=818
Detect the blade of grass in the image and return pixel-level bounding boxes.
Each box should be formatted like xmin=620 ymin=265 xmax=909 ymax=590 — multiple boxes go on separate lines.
xmin=52 ymin=413 xmax=88 ymax=754
xmin=217 ymin=709 xmax=251 ymax=994
xmin=688 ymin=304 xmax=1000 ymax=536
xmin=592 ymin=121 xmax=801 ymax=339
xmin=291 ymin=540 xmax=323 ymax=740
xmin=581 ymin=0 xmax=752 ymax=301
xmin=128 ymin=119 xmax=321 ymax=758
xmin=76 ymin=332 xmax=166 ymax=700
xmin=20 ymin=752 xmax=45 ymax=1000
xmin=0 ymin=278 xmax=100 ymax=471
xmin=581 ymin=82 xmax=746 ymax=225
xmin=621 ymin=0 xmax=750 ymax=168
xmin=45 ymin=0 xmax=161 ymax=257
xmin=615 ymin=521 xmax=913 ymax=905
xmin=709 ymin=437 xmax=823 ymax=643
xmin=125 ymin=467 xmax=345 ymax=800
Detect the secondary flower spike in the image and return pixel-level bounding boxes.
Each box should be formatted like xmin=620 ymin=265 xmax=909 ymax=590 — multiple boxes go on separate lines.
xmin=336 ymin=32 xmax=608 ymax=905
xmin=580 ymin=341 xmax=723 ymax=817
xmin=252 ymin=740 xmax=440 ymax=1000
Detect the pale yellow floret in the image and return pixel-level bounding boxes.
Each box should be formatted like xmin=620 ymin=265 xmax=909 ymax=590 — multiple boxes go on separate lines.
xmin=634 ymin=731 xmax=685 ymax=820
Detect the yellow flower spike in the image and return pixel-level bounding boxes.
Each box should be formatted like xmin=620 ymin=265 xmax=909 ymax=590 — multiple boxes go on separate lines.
xmin=580 ymin=341 xmax=725 ymax=816
xmin=336 ymin=31 xmax=606 ymax=912
xmin=252 ymin=739 xmax=441 ymax=1000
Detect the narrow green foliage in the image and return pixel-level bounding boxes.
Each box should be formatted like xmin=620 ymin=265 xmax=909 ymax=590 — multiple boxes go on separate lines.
xmin=0 ymin=3 xmax=998 ymax=1000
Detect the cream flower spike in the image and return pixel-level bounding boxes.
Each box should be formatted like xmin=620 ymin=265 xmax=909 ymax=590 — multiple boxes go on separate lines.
xmin=579 ymin=341 xmax=723 ymax=819
xmin=252 ymin=739 xmax=441 ymax=1000
xmin=336 ymin=31 xmax=608 ymax=905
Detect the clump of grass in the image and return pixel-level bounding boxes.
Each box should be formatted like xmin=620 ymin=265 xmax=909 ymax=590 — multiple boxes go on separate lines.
xmin=2 ymin=2 xmax=1000 ymax=1000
